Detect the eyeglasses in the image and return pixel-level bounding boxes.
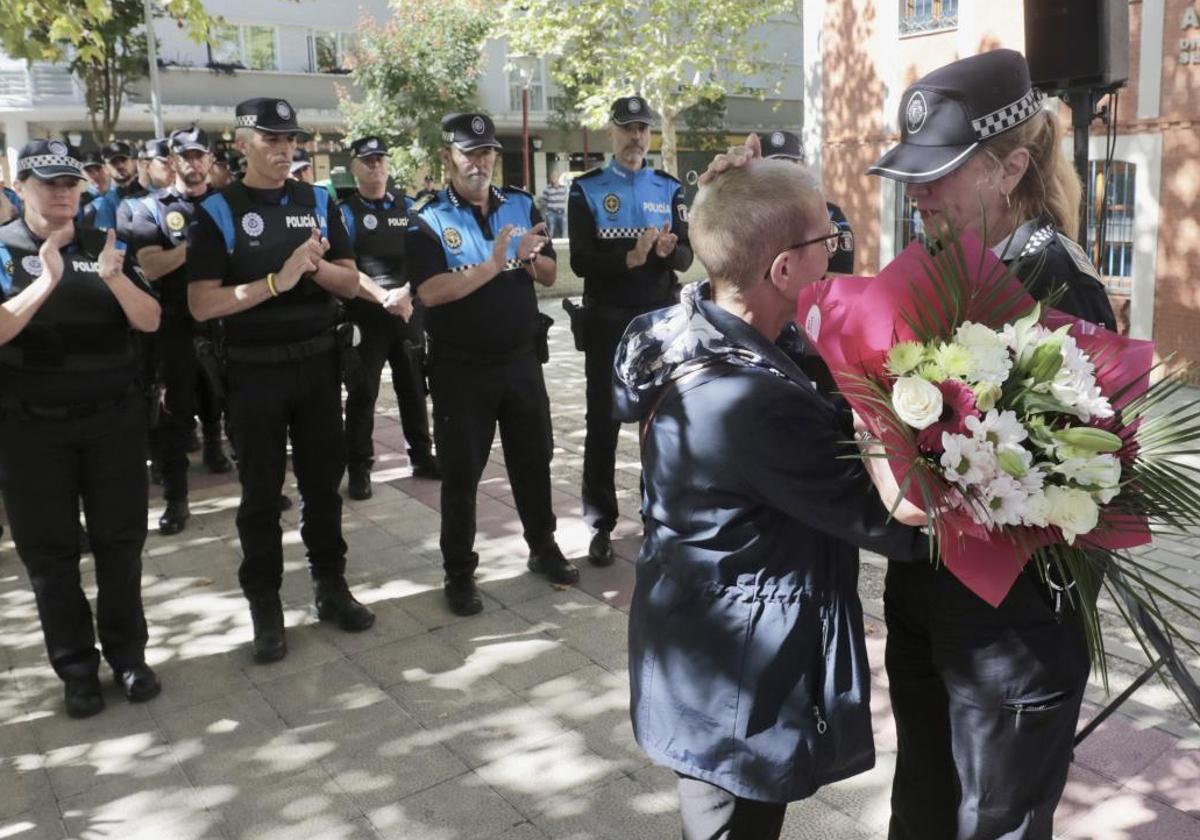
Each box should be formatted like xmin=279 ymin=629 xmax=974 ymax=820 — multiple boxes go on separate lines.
xmin=786 ymin=222 xmax=855 ymax=257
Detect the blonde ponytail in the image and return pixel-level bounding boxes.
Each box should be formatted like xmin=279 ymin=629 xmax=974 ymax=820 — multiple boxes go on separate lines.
xmin=984 ymin=109 xmax=1080 ymax=238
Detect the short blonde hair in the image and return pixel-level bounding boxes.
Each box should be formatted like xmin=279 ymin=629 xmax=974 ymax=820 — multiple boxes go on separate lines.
xmin=689 ymin=159 xmax=826 ymax=291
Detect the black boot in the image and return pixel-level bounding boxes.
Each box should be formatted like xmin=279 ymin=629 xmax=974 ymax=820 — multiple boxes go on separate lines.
xmin=347 ymin=467 xmax=372 ymax=501
xmin=158 ymin=499 xmax=190 ymax=536
xmin=410 ymin=453 xmax=442 ymax=481
xmin=313 ymin=577 xmax=375 ymax=632
xmin=443 ymin=574 xmax=483 ymax=616
xmin=202 ymin=423 xmax=232 ymax=474
xmin=528 ymin=542 xmax=580 ymax=585
xmin=64 ymin=674 xmax=104 ymax=719
xmin=247 ymin=592 xmax=287 ymax=663
xmin=185 ymin=424 xmax=202 ymax=453
xmin=588 ymin=531 xmax=615 ymax=567
xmin=113 ymin=664 xmax=162 ymax=703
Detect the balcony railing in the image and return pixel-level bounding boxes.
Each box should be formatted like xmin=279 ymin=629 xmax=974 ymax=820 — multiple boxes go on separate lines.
xmin=0 ymin=63 xmax=82 ymax=106
xmin=899 ymin=0 xmax=958 ymax=36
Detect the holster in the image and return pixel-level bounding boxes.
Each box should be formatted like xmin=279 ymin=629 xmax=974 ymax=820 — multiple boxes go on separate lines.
xmin=147 ymin=381 xmax=164 ymax=429
xmin=336 ymin=321 xmax=364 ymax=391
xmin=561 ymin=297 xmax=586 ymax=352
xmin=536 ymin=313 xmax=554 ymax=364
xmin=193 ymin=335 xmax=226 ymax=406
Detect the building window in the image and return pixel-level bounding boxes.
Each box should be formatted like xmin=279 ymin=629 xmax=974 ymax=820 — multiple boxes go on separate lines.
xmin=896 ymin=190 xmax=927 ymax=250
xmin=508 ymin=61 xmax=545 ymax=113
xmin=1088 ymin=159 xmax=1135 ymax=294
xmin=309 ymin=31 xmax=355 ymax=73
xmin=899 ymin=0 xmax=959 ymax=36
xmin=207 ymin=23 xmax=278 ymax=71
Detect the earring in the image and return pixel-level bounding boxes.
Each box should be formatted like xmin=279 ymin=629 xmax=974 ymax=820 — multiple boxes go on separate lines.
xmin=1003 ymin=191 xmax=1012 ymax=210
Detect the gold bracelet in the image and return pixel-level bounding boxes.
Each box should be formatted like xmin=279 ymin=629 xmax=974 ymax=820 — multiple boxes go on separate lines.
xmin=266 ymin=273 xmax=278 ymax=297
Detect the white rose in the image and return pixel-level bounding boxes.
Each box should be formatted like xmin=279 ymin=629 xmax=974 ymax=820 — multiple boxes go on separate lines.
xmin=892 ymin=376 xmax=943 ymax=430
xmin=1043 ymin=485 xmax=1100 ymax=544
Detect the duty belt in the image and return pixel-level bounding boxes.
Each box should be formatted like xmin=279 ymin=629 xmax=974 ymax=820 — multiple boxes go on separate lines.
xmin=433 ymin=342 xmax=534 ymax=366
xmin=0 ymin=387 xmax=135 ymax=421
xmin=223 ymin=333 xmax=337 ymax=364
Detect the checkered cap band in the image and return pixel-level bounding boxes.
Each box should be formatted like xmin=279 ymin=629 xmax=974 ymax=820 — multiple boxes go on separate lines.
xmin=17 ymin=154 xmax=82 ymax=173
xmin=236 ymin=115 xmax=258 ymax=127
xmin=971 ymin=88 xmax=1045 ymax=140
xmin=597 ymin=227 xmax=645 ymax=240
xmin=450 ymin=258 xmax=524 ymax=273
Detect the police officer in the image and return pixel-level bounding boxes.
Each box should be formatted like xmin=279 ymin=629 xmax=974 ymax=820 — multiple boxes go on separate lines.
xmin=115 ymin=138 xmax=174 ymax=240
xmin=102 ymin=140 xmax=140 ymax=203
xmin=129 ymin=125 xmax=233 ymax=536
xmin=407 ymin=112 xmax=577 ymax=616
xmin=187 ymin=97 xmax=374 ymax=662
xmin=567 ymin=95 xmax=692 ymax=566
xmin=209 ymin=149 xmax=235 ymax=190
xmin=761 ymin=129 xmax=856 ymax=275
xmin=79 ymin=151 xmax=118 ymax=231
xmin=866 ymin=50 xmax=1116 ymax=840
xmin=290 ymin=148 xmax=315 ymax=184
xmin=339 ymin=135 xmax=438 ymax=500
xmin=0 ymin=140 xmax=162 ymax=718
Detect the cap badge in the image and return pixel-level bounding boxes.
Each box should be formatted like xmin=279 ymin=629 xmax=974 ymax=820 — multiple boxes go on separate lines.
xmin=470 ymin=116 xmax=486 ymax=135
xmin=363 ymin=213 xmax=378 ymax=231
xmin=21 ymin=256 xmax=44 ymax=276
xmin=366 ymin=139 xmax=377 ymax=149
xmin=905 ymin=91 xmax=928 ymax=135
xmin=443 ymin=227 xmax=463 ymax=249
xmin=275 ymin=101 xmax=291 ymax=119
xmin=770 ymin=131 xmax=785 ymax=148
xmin=628 ymin=98 xmax=642 ymax=113
xmin=166 ymin=211 xmax=186 ymax=232
xmin=48 ymin=140 xmax=67 ymax=156
xmin=242 ymin=211 xmax=265 ymax=238
xmin=603 ymin=193 xmax=620 ymax=215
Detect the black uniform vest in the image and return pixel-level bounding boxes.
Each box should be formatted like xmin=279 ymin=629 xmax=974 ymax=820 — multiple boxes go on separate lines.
xmin=201 ymin=180 xmax=339 ymax=348
xmin=0 ymin=222 xmax=137 ymax=404
xmin=140 ymin=186 xmax=212 ymax=316
xmin=342 ymin=192 xmax=409 ymax=289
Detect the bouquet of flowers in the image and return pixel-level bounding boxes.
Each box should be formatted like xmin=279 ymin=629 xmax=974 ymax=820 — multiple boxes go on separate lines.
xmin=796 ymin=228 xmax=1200 ymax=676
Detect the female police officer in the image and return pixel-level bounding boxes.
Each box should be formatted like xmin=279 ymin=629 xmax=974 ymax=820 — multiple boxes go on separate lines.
xmin=867 ymin=50 xmax=1115 ymax=840
xmin=0 ymin=139 xmax=162 ymax=719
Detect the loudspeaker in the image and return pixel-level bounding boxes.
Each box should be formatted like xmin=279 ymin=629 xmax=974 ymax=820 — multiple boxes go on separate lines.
xmin=1023 ymin=0 xmax=1130 ymax=92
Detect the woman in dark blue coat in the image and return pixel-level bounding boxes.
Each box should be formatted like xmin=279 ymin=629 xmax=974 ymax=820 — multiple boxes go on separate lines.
xmin=612 ymin=159 xmax=926 ymax=839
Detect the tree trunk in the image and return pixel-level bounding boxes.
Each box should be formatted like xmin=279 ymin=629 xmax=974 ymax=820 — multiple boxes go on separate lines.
xmin=659 ymin=105 xmax=678 ymax=177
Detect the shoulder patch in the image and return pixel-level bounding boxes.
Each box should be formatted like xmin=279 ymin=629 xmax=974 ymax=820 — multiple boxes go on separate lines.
xmin=1057 ymin=234 xmax=1103 ymax=283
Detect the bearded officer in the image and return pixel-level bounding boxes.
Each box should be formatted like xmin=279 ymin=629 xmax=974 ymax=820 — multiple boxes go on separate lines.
xmin=187 ymin=97 xmax=374 ymax=662
xmin=129 ymin=126 xmax=233 ymax=537
xmin=407 ymin=112 xmax=577 ymax=616
xmin=761 ymin=129 xmax=856 ymax=275
xmin=567 ymin=95 xmax=692 ymax=566
xmin=339 ymin=135 xmax=438 ymax=501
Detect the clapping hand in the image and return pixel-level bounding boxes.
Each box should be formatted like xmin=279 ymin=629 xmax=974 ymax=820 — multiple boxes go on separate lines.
xmin=627 ymin=226 xmax=660 ymax=268
xmin=97 ymin=229 xmax=125 ymax=283
xmin=653 ymin=222 xmax=677 ymax=258
xmin=518 ymin=222 xmax=549 ymax=262
xmin=36 ymin=227 xmax=72 ymax=288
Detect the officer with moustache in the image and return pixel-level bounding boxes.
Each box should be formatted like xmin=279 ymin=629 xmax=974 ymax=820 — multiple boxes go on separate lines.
xmin=102 ymin=141 xmax=140 ymax=203
xmin=129 ymin=126 xmax=233 ymax=536
xmin=188 ymin=98 xmax=374 ymax=662
xmin=407 ymin=112 xmax=577 ymax=616
xmin=339 ymin=135 xmax=438 ymax=500
xmin=567 ymin=95 xmax=692 ymax=566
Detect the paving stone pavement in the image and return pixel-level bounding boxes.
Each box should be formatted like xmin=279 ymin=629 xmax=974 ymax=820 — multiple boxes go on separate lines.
xmin=1 ymin=297 xmax=1198 ymax=839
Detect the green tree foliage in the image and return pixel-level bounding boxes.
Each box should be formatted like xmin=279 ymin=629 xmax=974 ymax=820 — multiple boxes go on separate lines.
xmin=339 ymin=0 xmax=491 ymax=188
xmin=0 ymin=0 xmax=212 ymax=143
xmin=498 ymin=0 xmax=797 ymax=175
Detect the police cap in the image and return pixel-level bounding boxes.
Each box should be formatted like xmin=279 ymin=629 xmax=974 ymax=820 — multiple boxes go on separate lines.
xmin=16 ymin=139 xmax=85 ymax=181
xmin=440 ymin=113 xmax=502 ymax=151
xmin=762 ymin=130 xmax=804 ymax=162
xmin=290 ymin=148 xmax=312 ymax=174
xmin=234 ymin=97 xmax=310 ymax=137
xmin=610 ymin=96 xmax=656 ymax=126
xmin=101 ymin=140 xmax=134 ymax=162
xmin=169 ymin=125 xmax=211 ymax=154
xmin=350 ymin=136 xmax=388 ymax=159
xmin=81 ymin=150 xmax=106 ymax=170
xmin=141 ymin=138 xmax=171 ymax=160
xmin=868 ymin=49 xmax=1045 ymax=184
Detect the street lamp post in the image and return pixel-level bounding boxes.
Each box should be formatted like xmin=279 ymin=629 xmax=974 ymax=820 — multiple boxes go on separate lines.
xmin=511 ymin=55 xmax=540 ymax=191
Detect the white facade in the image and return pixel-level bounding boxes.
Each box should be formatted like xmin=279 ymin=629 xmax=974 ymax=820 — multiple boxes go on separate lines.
xmin=1 ymin=0 xmax=805 ymax=192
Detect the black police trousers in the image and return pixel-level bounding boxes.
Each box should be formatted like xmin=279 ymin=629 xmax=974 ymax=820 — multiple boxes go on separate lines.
xmin=884 ymin=560 xmax=1092 ymax=840
xmin=429 ymin=352 xmax=555 ymax=577
xmin=225 ymin=350 xmax=347 ymax=595
xmin=676 ymin=774 xmax=788 ymax=840
xmin=0 ymin=398 xmax=149 ymax=680
xmin=581 ymin=306 xmax=646 ymax=534
xmin=344 ymin=300 xmax=432 ymax=472
xmin=151 ymin=312 xmax=221 ymax=502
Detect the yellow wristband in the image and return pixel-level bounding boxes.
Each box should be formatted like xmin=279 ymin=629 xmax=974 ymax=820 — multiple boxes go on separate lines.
xmin=266 ymin=273 xmax=278 ymax=297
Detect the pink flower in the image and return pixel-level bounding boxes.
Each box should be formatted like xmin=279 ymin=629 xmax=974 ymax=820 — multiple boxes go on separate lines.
xmin=916 ymin=379 xmax=980 ymax=453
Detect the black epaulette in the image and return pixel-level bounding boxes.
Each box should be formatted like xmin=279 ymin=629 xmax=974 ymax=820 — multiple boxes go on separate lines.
xmin=653 ymin=168 xmax=681 ymax=184
xmin=575 ymin=166 xmax=605 ymax=181
xmin=410 ymin=193 xmax=436 ymax=214
xmin=1056 ymin=234 xmax=1103 ymax=284
xmin=501 ymin=185 xmax=533 ymax=200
